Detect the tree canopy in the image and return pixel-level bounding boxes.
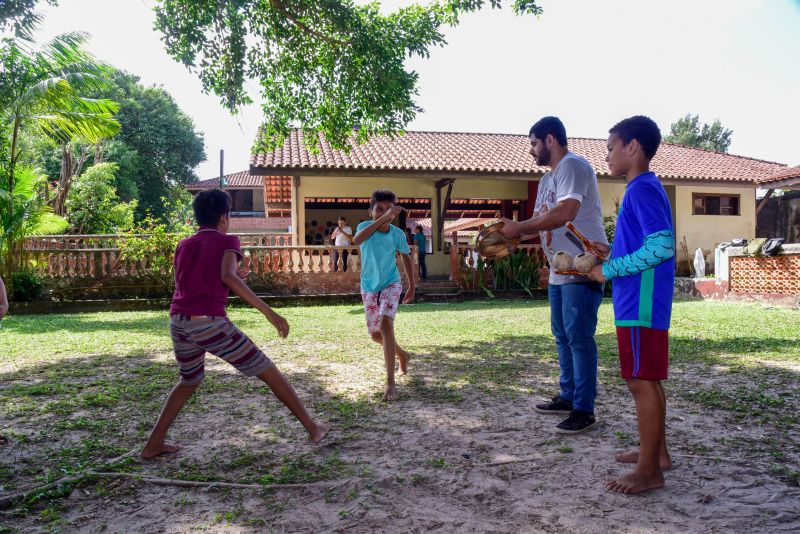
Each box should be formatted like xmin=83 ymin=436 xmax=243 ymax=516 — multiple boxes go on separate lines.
xmin=97 ymin=71 xmax=206 ymax=220
xmin=664 ymin=113 xmax=733 ymax=153
xmin=0 ymin=0 xmax=58 ymax=40
xmin=154 ymin=0 xmax=542 ymax=151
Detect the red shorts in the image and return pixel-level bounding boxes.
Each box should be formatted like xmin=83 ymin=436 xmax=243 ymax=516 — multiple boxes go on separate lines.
xmin=616 ymin=326 xmax=669 ymax=381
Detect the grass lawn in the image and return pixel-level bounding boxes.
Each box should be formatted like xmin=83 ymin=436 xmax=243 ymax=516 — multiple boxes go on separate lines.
xmin=0 ymin=299 xmax=798 ymax=532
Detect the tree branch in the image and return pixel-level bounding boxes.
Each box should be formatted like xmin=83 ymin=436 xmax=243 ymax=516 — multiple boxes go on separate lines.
xmin=269 ymin=0 xmax=348 ymax=47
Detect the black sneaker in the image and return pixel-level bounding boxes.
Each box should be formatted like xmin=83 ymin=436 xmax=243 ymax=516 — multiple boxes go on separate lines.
xmin=554 ymin=410 xmax=597 ymax=434
xmin=533 ymin=394 xmax=573 ymax=415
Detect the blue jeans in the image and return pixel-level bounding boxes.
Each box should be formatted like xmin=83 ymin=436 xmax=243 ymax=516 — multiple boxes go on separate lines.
xmin=548 ymin=282 xmax=603 ymax=413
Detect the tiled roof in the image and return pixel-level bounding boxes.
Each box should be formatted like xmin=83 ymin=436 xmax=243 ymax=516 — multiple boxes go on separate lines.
xmin=187 ymin=172 xmax=292 ymax=202
xmin=251 ymin=130 xmax=787 ymax=184
xmin=757 ymin=165 xmax=800 ymax=185
xmin=187 ymin=171 xmax=264 ymax=189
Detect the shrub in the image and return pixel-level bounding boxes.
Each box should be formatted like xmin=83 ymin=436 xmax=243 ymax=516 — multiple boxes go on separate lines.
xmin=66 ymin=163 xmax=137 ymax=234
xmin=118 ymin=217 xmax=192 ymax=295
xmin=9 ymin=268 xmax=44 ymax=301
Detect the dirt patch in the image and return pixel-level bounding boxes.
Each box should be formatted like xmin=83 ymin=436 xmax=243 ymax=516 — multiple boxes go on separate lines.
xmin=2 ymin=302 xmax=799 ymax=532
xmin=3 ymin=357 xmax=799 ymax=533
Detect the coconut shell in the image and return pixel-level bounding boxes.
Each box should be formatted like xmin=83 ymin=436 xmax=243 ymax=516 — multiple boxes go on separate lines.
xmin=551 ymin=251 xmax=574 ymax=271
xmin=573 ymin=252 xmax=598 ymax=273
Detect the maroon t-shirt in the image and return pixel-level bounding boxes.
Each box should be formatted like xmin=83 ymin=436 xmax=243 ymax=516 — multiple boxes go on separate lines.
xmin=169 ymin=228 xmax=242 ymax=317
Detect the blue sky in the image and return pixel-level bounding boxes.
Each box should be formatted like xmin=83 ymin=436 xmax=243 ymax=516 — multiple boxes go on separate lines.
xmin=27 ymin=0 xmax=800 ymax=179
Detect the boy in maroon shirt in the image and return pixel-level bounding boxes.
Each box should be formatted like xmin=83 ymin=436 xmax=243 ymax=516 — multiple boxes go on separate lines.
xmin=141 ymin=190 xmax=329 ymax=458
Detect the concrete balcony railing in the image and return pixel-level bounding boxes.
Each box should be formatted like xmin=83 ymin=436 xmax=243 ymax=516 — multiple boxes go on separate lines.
xmin=24 ymin=232 xmax=293 ymax=250
xmin=23 ymin=243 xmax=420 ymax=299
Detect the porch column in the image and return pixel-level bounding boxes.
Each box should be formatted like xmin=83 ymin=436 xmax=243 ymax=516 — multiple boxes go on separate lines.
xmin=290 ymin=175 xmax=302 ymax=245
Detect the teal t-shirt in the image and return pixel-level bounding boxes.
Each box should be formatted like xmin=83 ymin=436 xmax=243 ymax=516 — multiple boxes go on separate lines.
xmin=413 ymin=232 xmax=426 ymax=254
xmin=356 ymin=221 xmax=411 ymax=292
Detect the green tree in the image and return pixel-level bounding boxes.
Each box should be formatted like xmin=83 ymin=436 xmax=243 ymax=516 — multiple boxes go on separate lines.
xmin=153 ymin=0 xmax=543 ymax=151
xmin=65 ymin=162 xmax=137 ymax=234
xmin=20 ymin=70 xmax=206 ymax=222
xmin=0 ymin=164 xmax=68 ymax=274
xmin=0 ymin=0 xmax=58 ymax=40
xmin=97 ymin=70 xmax=205 ymax=220
xmin=664 ymin=114 xmax=733 ymax=153
xmin=0 ymin=33 xmax=119 ymax=274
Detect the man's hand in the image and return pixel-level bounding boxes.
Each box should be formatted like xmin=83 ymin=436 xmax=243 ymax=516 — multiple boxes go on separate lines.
xmin=266 ymin=310 xmax=290 ymax=338
xmin=587 ymin=264 xmax=606 ymax=283
xmin=402 ymin=286 xmax=415 ymax=304
xmin=498 ymin=218 xmax=522 ymax=239
xmin=589 ymin=241 xmax=610 ymax=258
xmin=0 ymin=303 xmax=7 ymax=321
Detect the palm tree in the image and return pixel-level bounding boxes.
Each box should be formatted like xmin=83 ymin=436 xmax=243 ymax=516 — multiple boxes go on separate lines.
xmin=0 ymin=165 xmax=68 ymax=267
xmin=0 ymin=32 xmax=119 ymax=275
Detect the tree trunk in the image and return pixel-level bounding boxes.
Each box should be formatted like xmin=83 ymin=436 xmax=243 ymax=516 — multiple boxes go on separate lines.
xmin=3 ymin=115 xmax=22 ymax=276
xmin=52 ymin=143 xmax=90 ymax=216
xmin=51 ymin=143 xmax=73 ymax=216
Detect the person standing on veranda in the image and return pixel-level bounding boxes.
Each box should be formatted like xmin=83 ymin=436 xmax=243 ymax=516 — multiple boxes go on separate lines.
xmin=331 ymin=216 xmax=353 ymax=272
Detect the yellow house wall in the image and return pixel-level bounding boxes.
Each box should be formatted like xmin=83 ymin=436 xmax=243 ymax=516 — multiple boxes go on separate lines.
xmin=597 ymin=181 xmax=627 ymax=216
xmin=674 ymin=184 xmax=756 ymax=265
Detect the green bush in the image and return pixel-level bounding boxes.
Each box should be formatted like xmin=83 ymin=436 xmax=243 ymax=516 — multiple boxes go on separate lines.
xmin=493 ymin=250 xmax=540 ymax=296
xmin=119 ymin=217 xmax=192 ymax=295
xmin=9 ymin=269 xmax=44 ymax=302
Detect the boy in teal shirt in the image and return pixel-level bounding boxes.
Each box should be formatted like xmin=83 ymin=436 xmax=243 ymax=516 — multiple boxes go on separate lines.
xmin=353 ymin=189 xmax=416 ymax=401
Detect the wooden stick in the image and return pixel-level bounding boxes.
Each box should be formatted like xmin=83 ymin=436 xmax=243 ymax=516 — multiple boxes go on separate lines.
xmin=0 ymin=449 xmax=344 ymax=510
xmin=0 ymin=448 xmax=138 ymax=510
xmin=481 ymin=456 xmax=539 ymax=467
xmin=673 ymin=453 xmax=744 ymax=463
xmin=566 ymin=222 xmax=606 ymax=260
xmin=89 ymin=472 xmax=346 ymax=490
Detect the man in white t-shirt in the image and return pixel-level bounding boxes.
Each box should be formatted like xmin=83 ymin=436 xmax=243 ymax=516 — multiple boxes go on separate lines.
xmin=331 ymin=216 xmax=353 ymax=271
xmin=500 ymin=116 xmax=609 ymax=436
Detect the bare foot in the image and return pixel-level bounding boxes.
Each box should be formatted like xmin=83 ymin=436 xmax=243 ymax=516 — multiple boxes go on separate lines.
xmin=382 ymin=384 xmax=397 ymax=402
xmin=615 ymin=449 xmax=672 ymax=470
xmin=397 ymin=349 xmax=411 ymax=375
xmin=605 ymin=470 xmax=665 ymax=494
xmin=141 ymin=443 xmax=181 ymax=459
xmin=310 ymin=422 xmax=331 ymax=444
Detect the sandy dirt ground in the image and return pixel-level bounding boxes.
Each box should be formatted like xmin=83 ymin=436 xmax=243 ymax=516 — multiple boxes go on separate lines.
xmin=4 ymin=353 xmax=797 ymax=534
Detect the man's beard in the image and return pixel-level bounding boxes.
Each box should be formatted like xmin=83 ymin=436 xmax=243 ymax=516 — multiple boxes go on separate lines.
xmin=536 ymin=146 xmax=551 ymax=166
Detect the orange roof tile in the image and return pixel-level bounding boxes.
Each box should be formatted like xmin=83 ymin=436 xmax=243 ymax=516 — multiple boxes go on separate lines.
xmin=187 ymin=172 xmax=292 ymax=202
xmin=756 ymin=165 xmax=800 ymax=185
xmin=250 ymin=130 xmax=787 ymax=183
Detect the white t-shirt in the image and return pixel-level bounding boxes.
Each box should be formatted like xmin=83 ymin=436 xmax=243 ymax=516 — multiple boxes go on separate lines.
xmin=334 ymin=225 xmax=353 ymax=246
xmin=534 ymin=152 xmax=608 ymax=285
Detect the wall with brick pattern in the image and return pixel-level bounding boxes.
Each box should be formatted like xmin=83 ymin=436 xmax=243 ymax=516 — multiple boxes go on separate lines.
xmin=728 ymin=255 xmax=800 ymax=294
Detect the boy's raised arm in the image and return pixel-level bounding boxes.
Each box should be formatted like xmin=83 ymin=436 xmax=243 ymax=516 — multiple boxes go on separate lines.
xmin=353 ymin=206 xmax=405 ymax=245
xmin=220 ymin=251 xmax=289 ymax=338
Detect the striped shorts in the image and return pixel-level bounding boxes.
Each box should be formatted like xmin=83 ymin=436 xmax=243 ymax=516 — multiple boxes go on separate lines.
xmin=170 ymin=315 xmax=274 ymax=385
